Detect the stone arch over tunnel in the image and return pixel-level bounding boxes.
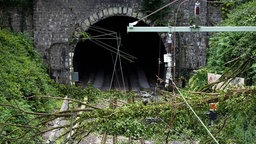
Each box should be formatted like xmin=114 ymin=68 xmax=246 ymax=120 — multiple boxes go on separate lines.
xmin=73 ymin=16 xmax=166 ymax=91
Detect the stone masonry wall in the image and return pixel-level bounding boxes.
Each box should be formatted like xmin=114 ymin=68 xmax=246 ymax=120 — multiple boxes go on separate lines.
xmin=170 ymin=1 xmax=223 ymax=74
xmin=0 ymin=0 xmax=223 ymax=83
xmin=33 ymin=0 xmax=144 ymax=83
xmin=0 ymin=6 xmax=33 ymax=34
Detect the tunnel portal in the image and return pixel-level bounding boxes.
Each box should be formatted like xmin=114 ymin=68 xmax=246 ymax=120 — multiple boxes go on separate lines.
xmin=73 ymin=16 xmax=166 ymax=91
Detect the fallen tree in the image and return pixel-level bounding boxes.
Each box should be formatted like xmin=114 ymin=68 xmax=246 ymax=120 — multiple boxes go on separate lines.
xmin=1 ymin=85 xmax=256 ymax=143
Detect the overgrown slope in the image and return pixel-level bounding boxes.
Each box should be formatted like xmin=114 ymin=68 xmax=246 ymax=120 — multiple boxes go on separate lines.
xmin=0 ymin=1 xmax=256 ymax=143
xmin=185 ymin=1 xmax=256 ymax=143
xmin=188 ymin=0 xmax=256 ymax=91
xmin=0 ymin=29 xmax=58 ymax=143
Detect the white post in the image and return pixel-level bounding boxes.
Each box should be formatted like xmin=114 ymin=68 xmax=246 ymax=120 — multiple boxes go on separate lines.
xmin=69 ymin=52 xmax=74 ymax=85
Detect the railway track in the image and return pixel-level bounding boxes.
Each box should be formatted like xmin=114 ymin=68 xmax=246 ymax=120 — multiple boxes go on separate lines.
xmin=78 ymin=68 xmax=154 ymax=91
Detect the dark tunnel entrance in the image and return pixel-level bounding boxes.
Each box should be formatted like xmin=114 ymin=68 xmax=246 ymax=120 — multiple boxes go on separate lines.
xmin=73 ymin=16 xmax=166 ymax=91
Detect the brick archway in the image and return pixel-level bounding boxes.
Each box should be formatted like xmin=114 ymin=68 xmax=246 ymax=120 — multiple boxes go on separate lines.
xmin=70 ymin=7 xmax=150 ymax=52
xmin=71 ymin=10 xmax=166 ymax=90
xmin=82 ymin=7 xmax=145 ymax=31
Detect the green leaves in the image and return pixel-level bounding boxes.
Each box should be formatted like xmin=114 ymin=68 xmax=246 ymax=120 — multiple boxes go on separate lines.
xmin=215 ymin=87 xmax=256 ymax=143
xmin=0 ymin=0 xmax=33 ymax=10
xmin=141 ymin=0 xmax=170 ymax=25
xmin=187 ymin=68 xmax=208 ymax=91
xmin=0 ymin=29 xmax=57 ymax=143
xmin=0 ymin=29 xmax=56 ymax=98
xmin=206 ymin=1 xmax=256 ymax=85
xmin=185 ymin=2 xmax=256 ymax=142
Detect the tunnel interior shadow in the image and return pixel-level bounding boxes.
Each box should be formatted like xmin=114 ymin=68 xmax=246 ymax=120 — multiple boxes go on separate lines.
xmin=73 ymin=16 xmax=166 ymax=90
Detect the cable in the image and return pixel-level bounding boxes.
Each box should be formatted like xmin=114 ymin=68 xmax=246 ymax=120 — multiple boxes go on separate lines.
xmin=138 ymin=0 xmax=218 ymax=23
xmin=137 ymin=0 xmax=180 ymax=23
xmin=88 ymin=26 xmax=137 ymax=61
xmin=118 ymin=43 xmax=126 ymax=90
xmin=157 ymin=36 xmax=162 ymax=80
xmin=116 ymin=33 xmax=126 ymax=90
xmin=138 ymin=0 xmax=221 ymax=24
xmin=171 ymin=79 xmax=219 ymax=144
xmin=172 ymin=0 xmax=189 ymax=79
xmin=109 ymin=33 xmax=126 ymax=90
xmin=90 ymin=39 xmax=135 ymax=62
xmin=90 ymin=25 xmax=117 ymax=34
xmin=109 ymin=41 xmax=119 ymax=90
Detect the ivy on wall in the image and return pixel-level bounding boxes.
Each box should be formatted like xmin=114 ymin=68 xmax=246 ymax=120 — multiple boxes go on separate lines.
xmin=0 ymin=0 xmax=33 ymax=9
xmin=141 ymin=0 xmax=170 ymax=25
xmin=0 ymin=28 xmax=59 ymax=143
xmin=206 ymin=0 xmax=256 ymax=86
xmin=0 ymin=0 xmax=33 ymax=32
xmin=209 ymin=0 xmax=254 ymax=18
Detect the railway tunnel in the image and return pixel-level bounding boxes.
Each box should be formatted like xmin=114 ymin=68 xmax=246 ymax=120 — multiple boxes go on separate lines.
xmin=73 ymin=16 xmax=166 ymax=91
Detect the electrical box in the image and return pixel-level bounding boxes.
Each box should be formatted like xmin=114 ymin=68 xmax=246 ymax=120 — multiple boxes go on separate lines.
xmin=72 ymin=72 xmax=79 ymax=82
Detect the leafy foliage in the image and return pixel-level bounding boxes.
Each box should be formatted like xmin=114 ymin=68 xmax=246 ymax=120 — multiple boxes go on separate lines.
xmin=207 ymin=0 xmax=256 ymax=86
xmin=141 ymin=0 xmax=170 ymax=25
xmin=0 ymin=0 xmax=33 ymax=31
xmin=210 ymin=0 xmax=254 ymax=18
xmin=188 ymin=0 xmax=256 ymax=91
xmin=0 ymin=29 xmax=58 ymax=143
xmin=0 ymin=0 xmax=33 ymax=9
xmin=0 ymin=1 xmax=256 ymax=143
xmin=185 ymin=1 xmax=256 ymax=143
xmin=214 ymin=87 xmax=256 ymax=143
xmin=187 ymin=68 xmax=208 ymax=91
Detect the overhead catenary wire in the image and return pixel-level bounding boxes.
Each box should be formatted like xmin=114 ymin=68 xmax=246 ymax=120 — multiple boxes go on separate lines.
xmin=171 ymin=79 xmax=219 ymax=144
xmin=134 ymin=0 xmax=191 ymax=82
xmin=108 ymin=32 xmax=127 ymax=90
xmin=109 ymin=33 xmax=127 ymax=90
xmin=92 ymin=38 xmax=137 ymax=60
xmin=117 ymin=33 xmax=127 ymax=91
xmin=83 ymin=25 xmax=133 ymax=90
xmin=109 ymin=35 xmax=119 ymax=90
xmin=172 ymin=0 xmax=205 ymax=77
xmin=137 ymin=0 xmax=221 ymax=23
xmin=90 ymin=25 xmax=118 ymax=33
xmin=137 ymin=0 xmax=180 ymax=23
xmin=172 ymin=0 xmax=189 ymax=78
xmin=109 ymin=33 xmax=121 ymax=90
xmin=90 ymin=39 xmax=136 ymax=63
xmin=87 ymin=32 xmax=119 ymax=40
xmin=88 ymin=26 xmax=126 ymax=90
xmin=86 ymin=26 xmax=137 ymax=62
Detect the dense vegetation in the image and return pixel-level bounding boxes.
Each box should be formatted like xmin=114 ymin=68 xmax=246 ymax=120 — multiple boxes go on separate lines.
xmin=188 ymin=0 xmax=256 ymax=91
xmin=0 ymin=29 xmax=57 ymax=142
xmin=0 ymin=0 xmax=33 ymax=9
xmin=0 ymin=0 xmax=33 ymax=32
xmin=207 ymin=0 xmax=256 ymax=84
xmin=187 ymin=1 xmax=256 ymax=143
xmin=0 ymin=0 xmax=255 ymax=143
xmin=0 ymin=29 xmax=87 ymax=143
xmin=141 ymin=0 xmax=170 ymax=25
